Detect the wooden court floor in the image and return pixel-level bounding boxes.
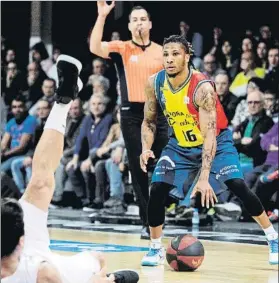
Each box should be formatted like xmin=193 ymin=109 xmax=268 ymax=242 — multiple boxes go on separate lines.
xmin=48 ymin=228 xmax=278 ymax=283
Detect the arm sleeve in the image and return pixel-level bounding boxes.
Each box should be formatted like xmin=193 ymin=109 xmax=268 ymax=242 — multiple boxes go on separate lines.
xmin=103 ymin=40 xmax=126 ymax=57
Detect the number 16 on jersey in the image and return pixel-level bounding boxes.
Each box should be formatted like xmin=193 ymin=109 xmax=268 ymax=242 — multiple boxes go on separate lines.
xmin=182 ymin=129 xmax=197 ymax=142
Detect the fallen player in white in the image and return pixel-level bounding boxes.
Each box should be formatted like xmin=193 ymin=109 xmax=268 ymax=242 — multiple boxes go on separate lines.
xmin=1 ymin=55 xmax=139 ymax=283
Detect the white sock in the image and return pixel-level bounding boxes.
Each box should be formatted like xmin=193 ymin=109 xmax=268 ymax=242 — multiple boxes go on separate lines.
xmin=151 ymin=237 xmax=162 ymax=249
xmin=44 ymin=101 xmax=72 ymax=135
xmin=263 ymin=225 xmax=277 ymax=236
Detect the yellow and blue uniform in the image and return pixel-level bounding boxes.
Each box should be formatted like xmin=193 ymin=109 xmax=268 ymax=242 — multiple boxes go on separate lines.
xmin=152 ymin=69 xmax=244 ymax=200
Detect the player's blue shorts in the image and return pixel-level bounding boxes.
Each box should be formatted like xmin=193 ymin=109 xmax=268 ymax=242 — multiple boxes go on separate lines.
xmin=151 ymin=129 xmax=244 ymax=200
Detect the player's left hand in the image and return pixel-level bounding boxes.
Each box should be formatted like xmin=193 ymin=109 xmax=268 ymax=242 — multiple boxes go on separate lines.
xmin=190 ymin=180 xmax=218 ymax=208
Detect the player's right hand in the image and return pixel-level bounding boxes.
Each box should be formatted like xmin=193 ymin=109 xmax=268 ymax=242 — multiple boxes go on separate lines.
xmin=140 ymin=150 xmax=155 ymax=173
xmin=97 ymin=1 xmax=115 ymax=18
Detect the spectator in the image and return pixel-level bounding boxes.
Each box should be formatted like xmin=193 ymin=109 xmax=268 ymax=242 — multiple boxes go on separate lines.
xmin=233 ymin=90 xmax=274 ymax=174
xmin=104 ymin=146 xmax=127 ymax=214
xmin=256 ymin=41 xmax=268 ymax=69
xmin=1 ymin=96 xmax=7 ymax=135
xmin=31 ymin=41 xmax=53 ymax=73
xmin=230 ymin=51 xmax=265 ymax=98
xmin=66 ymin=94 xmax=113 ymax=209
xmin=179 ymin=20 xmax=203 ymax=68
xmin=87 ymin=75 xmax=110 ymax=94
xmin=29 ymin=78 xmax=56 ymax=116
xmin=215 ymin=70 xmax=238 ymax=124
xmin=208 ymin=27 xmax=223 ymax=56
xmin=259 ymin=25 xmax=274 ymax=47
xmin=2 ymin=62 xmax=25 ymax=107
xmin=92 ymin=58 xmax=106 ymax=76
xmin=5 ymin=48 xmax=16 ymax=64
xmin=263 ymin=90 xmax=277 ymax=118
xmin=81 ymin=58 xmax=108 ymax=102
xmin=264 ymin=46 xmax=279 ymax=94
xmin=23 ymin=62 xmax=47 ymax=108
xmin=47 ymin=46 xmax=61 ymax=86
xmin=10 ymin=99 xmax=51 ymax=192
xmin=202 ymin=53 xmax=221 ymax=80
xmin=245 ymin=123 xmax=278 ymax=208
xmin=111 ymin=31 xmax=121 ymax=41
xmin=215 ymin=123 xmax=278 ymax=219
xmin=53 ymin=98 xmax=85 ymax=205
xmin=217 ymin=40 xmax=239 ymax=80
xmin=85 ymin=107 xmax=124 ymax=211
xmin=241 ymin=37 xmax=254 ymax=53
xmin=0 ymin=96 xmax=37 ymax=173
xmin=231 ymin=77 xmax=267 ymax=127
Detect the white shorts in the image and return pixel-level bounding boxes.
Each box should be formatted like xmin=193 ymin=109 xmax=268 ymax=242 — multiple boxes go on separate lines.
xmin=19 ymin=199 xmax=101 ymax=283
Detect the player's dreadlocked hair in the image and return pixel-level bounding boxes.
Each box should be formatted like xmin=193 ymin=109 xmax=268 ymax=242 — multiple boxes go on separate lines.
xmin=163 ymin=35 xmax=195 ymax=69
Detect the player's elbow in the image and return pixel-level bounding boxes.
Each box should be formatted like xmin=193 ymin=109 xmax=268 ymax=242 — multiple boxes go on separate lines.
xmin=89 ymin=45 xmax=104 ymax=58
xmin=89 ymin=44 xmax=98 ymax=55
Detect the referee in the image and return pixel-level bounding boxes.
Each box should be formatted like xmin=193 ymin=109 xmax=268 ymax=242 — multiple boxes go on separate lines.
xmin=90 ymin=1 xmax=168 ymax=239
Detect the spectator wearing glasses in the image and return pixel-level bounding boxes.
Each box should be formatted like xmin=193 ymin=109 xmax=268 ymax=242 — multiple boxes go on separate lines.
xmin=233 ymin=90 xmax=274 ymax=174
xmin=202 ymin=53 xmax=221 ymax=80
xmin=231 ymin=77 xmax=267 ymax=128
xmin=263 ymin=90 xmax=277 ymax=119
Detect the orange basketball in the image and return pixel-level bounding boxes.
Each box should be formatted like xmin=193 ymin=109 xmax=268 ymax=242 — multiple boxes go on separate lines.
xmin=166 ymin=235 xmax=204 ymax=271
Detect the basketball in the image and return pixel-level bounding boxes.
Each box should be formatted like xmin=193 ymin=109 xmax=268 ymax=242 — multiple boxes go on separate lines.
xmin=166 ymin=235 xmax=205 ymax=271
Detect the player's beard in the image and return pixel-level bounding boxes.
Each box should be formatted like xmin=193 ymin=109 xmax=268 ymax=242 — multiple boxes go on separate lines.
xmin=167 ymin=60 xmax=186 ymax=78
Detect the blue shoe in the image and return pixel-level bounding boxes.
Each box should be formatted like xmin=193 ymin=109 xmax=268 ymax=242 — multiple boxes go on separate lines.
xmin=267 ymin=233 xmax=278 ymax=265
xmin=141 ymin=246 xmax=165 ymax=266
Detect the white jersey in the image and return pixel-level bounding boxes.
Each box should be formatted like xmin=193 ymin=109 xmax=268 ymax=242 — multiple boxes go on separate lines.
xmin=2 ymin=199 xmax=100 ymax=283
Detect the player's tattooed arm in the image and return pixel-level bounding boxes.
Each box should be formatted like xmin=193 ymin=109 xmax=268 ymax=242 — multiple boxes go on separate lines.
xmin=141 ymin=75 xmax=158 ymax=151
xmin=195 ymin=82 xmax=217 ymax=180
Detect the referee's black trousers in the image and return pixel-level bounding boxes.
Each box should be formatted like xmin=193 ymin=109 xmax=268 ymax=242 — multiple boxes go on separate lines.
xmin=120 ymin=103 xmax=169 ymax=226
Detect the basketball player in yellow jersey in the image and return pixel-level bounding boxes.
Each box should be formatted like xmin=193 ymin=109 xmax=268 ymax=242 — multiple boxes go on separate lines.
xmin=140 ymin=35 xmax=278 ymax=267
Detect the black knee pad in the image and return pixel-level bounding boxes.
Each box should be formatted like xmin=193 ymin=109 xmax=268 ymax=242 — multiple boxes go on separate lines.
xmin=225 ymin=178 xmax=264 ymax=217
xmin=148 ymin=182 xmax=173 ymax=227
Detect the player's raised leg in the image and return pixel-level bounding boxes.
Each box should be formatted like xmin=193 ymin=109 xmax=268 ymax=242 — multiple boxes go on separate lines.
xmin=22 ymin=55 xmax=83 ymax=212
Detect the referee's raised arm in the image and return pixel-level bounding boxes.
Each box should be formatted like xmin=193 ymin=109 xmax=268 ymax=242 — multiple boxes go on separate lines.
xmin=89 ymin=1 xmax=115 ymax=58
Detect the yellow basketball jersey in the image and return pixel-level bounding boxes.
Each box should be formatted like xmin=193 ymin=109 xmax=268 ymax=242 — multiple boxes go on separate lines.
xmin=154 ymin=69 xmax=228 ymax=147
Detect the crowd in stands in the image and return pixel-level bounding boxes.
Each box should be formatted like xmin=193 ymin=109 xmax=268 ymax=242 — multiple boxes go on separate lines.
xmin=1 ymin=22 xmax=278 ymax=223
